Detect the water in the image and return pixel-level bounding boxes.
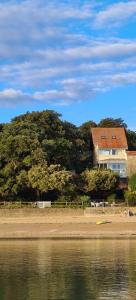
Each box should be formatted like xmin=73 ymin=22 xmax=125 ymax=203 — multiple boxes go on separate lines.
xmin=0 ymin=239 xmax=136 ymax=300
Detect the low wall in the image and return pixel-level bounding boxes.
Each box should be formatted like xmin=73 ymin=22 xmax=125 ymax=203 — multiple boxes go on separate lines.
xmin=127 ymin=154 xmax=136 ymax=176
xmin=85 ymin=207 xmax=136 ymax=215
xmin=0 ymin=208 xmax=84 ymax=218
xmin=0 ymin=207 xmax=135 ymax=219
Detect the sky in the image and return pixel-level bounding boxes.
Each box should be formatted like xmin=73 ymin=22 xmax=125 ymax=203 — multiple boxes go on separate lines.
xmin=0 ymin=0 xmax=136 ymax=129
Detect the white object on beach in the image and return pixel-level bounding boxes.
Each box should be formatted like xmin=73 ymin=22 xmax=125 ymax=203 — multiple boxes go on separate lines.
xmin=37 ymin=201 xmax=51 ymax=208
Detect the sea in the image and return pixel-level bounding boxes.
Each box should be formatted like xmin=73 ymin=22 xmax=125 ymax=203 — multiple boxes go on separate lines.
xmin=0 ymin=239 xmax=136 ymax=300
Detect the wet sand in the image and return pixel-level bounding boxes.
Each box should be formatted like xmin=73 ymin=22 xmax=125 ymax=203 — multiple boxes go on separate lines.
xmin=0 ymin=214 xmax=136 ymax=238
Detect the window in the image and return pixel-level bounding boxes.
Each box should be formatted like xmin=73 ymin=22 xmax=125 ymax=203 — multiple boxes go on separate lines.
xmin=107 ymin=163 xmax=127 ymax=177
xmin=101 ymin=135 xmax=106 ymax=139
xmin=112 ymin=164 xmax=117 ymax=170
xmin=120 ymin=163 xmax=126 ymax=170
xmin=99 ymin=149 xmax=110 ymax=155
xmin=112 ymin=136 xmax=116 ymax=139
xmin=99 ymin=164 xmax=107 ymax=169
xmin=111 ymin=164 xmax=121 ymax=170
xmin=112 ymin=149 xmax=118 ymax=155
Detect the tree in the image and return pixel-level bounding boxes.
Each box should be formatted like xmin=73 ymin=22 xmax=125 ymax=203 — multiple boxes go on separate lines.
xmin=0 ymin=123 xmax=4 ymax=132
xmin=62 ymin=121 xmax=91 ymax=172
xmin=10 ymin=110 xmax=91 ymax=173
xmin=28 ymin=163 xmax=72 ymax=199
xmin=0 ymin=109 xmax=132 ymax=201
xmin=12 ymin=110 xmax=64 ymax=141
xmin=126 ymin=130 xmax=136 ymax=150
xmin=79 ymin=121 xmax=96 ymax=168
xmin=0 ymin=110 xmax=91 ymax=199
xmin=82 ymin=169 xmax=118 ymax=193
xmin=0 ymin=121 xmax=44 ymax=200
xmin=98 ymin=118 xmax=127 ymax=128
xmin=79 ymin=121 xmax=97 ymax=135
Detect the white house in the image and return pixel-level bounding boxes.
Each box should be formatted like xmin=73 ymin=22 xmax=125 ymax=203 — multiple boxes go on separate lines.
xmin=91 ymin=127 xmax=128 ymax=178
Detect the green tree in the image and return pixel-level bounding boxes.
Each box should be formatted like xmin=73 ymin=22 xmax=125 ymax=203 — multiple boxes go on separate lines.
xmin=0 ymin=121 xmax=44 ymax=200
xmin=0 ymin=110 xmax=131 ymax=201
xmin=79 ymin=121 xmax=97 ymax=135
xmin=28 ymin=163 xmax=72 ymax=199
xmin=98 ymin=118 xmax=127 ymax=128
xmin=126 ymin=130 xmax=136 ymax=150
xmin=10 ymin=110 xmax=90 ymax=173
xmin=82 ymin=169 xmax=118 ymax=193
xmin=79 ymin=121 xmax=96 ymax=168
xmin=12 ymin=110 xmax=64 ymax=141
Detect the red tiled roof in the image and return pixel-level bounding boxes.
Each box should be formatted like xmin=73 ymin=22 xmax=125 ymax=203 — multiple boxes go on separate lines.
xmin=91 ymin=128 xmax=128 ymax=149
xmin=127 ymin=151 xmax=136 ymax=156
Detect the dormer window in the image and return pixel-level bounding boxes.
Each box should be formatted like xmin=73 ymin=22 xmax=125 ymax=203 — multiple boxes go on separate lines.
xmin=112 ymin=149 xmax=118 ymax=155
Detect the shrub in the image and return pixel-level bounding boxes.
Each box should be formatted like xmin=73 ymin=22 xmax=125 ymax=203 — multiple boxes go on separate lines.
xmin=107 ymin=193 xmax=116 ymax=204
xmin=57 ymin=195 xmax=71 ymax=203
xmin=82 ymin=169 xmax=118 ymax=192
xmin=77 ymin=195 xmax=90 ymax=207
xmin=124 ymin=191 xmax=136 ymax=206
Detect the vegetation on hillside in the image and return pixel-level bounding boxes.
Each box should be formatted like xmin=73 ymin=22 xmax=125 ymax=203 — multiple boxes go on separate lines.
xmin=0 ymin=110 xmax=135 ymax=201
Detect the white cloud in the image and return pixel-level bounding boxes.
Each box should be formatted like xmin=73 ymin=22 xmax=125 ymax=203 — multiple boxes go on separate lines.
xmin=1 ymin=69 xmax=136 ymax=107
xmin=64 ymin=41 xmax=136 ymax=59
xmin=94 ymin=1 xmax=136 ymax=28
xmin=0 ymin=89 xmax=23 ymax=98
xmin=0 ymin=1 xmax=136 ymax=107
xmin=0 ymin=89 xmax=33 ymax=107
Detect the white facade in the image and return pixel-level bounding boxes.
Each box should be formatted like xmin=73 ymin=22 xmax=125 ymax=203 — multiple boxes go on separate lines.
xmin=93 ymin=145 xmax=127 ymax=178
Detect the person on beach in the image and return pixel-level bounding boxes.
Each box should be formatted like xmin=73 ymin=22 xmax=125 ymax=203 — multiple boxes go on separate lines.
xmin=124 ymin=209 xmax=133 ymax=216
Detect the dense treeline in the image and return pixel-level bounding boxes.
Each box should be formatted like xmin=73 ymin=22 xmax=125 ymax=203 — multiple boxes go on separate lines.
xmin=0 ymin=110 xmax=135 ymax=201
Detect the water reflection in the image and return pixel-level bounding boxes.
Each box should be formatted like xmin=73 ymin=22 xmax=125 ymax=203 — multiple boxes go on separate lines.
xmin=0 ymin=239 xmax=135 ymax=300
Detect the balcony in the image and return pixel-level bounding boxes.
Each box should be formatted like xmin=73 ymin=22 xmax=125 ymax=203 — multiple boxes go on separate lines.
xmin=98 ymin=162 xmax=127 ymax=178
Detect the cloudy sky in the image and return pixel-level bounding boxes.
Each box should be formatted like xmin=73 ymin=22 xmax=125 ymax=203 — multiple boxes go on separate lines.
xmin=0 ymin=0 xmax=136 ymax=128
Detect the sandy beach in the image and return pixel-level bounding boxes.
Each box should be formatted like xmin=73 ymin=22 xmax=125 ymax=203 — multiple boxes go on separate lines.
xmin=0 ymin=212 xmax=136 ymax=239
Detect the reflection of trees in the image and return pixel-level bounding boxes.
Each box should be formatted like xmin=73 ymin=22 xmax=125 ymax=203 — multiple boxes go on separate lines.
xmin=0 ymin=240 xmax=135 ymax=300
xmin=0 ymin=241 xmax=36 ymax=300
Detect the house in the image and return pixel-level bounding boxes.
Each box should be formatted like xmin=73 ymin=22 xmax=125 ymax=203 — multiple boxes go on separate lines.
xmin=91 ymin=127 xmax=128 ymax=178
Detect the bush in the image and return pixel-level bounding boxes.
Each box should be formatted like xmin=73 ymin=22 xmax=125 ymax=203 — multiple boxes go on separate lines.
xmin=82 ymin=169 xmax=118 ymax=192
xmin=55 ymin=194 xmax=90 ymax=208
xmin=77 ymin=195 xmax=90 ymax=207
xmin=124 ymin=191 xmax=136 ymax=206
xmin=57 ymin=195 xmax=71 ymax=203
xmin=107 ymin=193 xmax=116 ymax=204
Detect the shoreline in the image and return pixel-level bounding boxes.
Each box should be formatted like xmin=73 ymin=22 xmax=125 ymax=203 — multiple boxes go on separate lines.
xmin=0 ymin=215 xmax=136 ymax=239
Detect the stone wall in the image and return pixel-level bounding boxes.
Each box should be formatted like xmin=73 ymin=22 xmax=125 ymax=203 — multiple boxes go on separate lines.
xmin=0 ymin=207 xmax=135 ymax=219
xmin=0 ymin=208 xmax=84 ymax=218
xmin=127 ymin=153 xmax=136 ymax=177
xmin=84 ymin=207 xmax=136 ymax=215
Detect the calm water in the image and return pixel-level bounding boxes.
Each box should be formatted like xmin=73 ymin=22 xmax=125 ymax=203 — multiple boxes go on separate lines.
xmin=0 ymin=239 xmax=136 ymax=300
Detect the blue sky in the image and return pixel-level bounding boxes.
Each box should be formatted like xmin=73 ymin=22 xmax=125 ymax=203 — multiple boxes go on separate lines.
xmin=0 ymin=0 xmax=136 ymax=129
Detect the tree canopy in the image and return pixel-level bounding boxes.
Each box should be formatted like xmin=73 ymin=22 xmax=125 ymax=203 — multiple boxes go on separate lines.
xmin=0 ymin=110 xmax=135 ymax=201
xmin=98 ymin=118 xmax=127 ymax=128
xmin=82 ymin=169 xmax=118 ymax=193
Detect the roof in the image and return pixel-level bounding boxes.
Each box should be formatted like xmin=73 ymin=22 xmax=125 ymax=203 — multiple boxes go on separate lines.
xmin=91 ymin=127 xmax=128 ymax=149
xmin=127 ymin=151 xmax=136 ymax=156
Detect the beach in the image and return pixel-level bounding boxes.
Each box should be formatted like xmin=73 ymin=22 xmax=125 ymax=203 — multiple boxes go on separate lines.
xmin=0 ymin=208 xmax=136 ymax=238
